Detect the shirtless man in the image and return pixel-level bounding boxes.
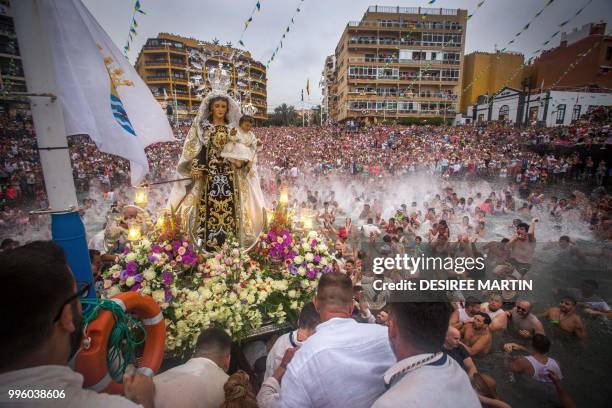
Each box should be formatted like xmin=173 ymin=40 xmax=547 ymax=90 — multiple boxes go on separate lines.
xmin=507 ymin=300 xmax=545 ymax=339
xmin=542 ymin=297 xmax=587 ymax=344
xmin=450 ymin=297 xmax=481 ymax=330
xmin=461 ymin=312 xmax=493 ymax=357
xmin=480 ymin=293 xmax=508 ymax=331
xmin=507 ymin=219 xmax=538 ymax=278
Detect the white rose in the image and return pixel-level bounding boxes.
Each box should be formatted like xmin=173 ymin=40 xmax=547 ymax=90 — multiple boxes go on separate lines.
xmin=298 ymin=267 xmax=306 ymax=276
xmin=125 ymin=276 xmax=135 ymax=287
xmin=152 ymin=290 xmax=165 ymax=303
xmin=143 ymin=269 xmax=156 ymax=281
xmin=228 ymin=292 xmax=238 ymax=304
xmin=302 ymin=243 xmax=311 ymax=251
xmin=320 ymin=257 xmax=329 ymax=266
xmin=141 ymin=287 xmax=151 ymax=295
xmin=107 ymin=286 xmax=121 ymax=297
xmin=140 ymin=239 xmax=151 ymax=250
xmin=187 ymin=291 xmax=199 ymax=301
xmin=304 ymin=253 xmax=314 ymax=262
xmin=317 ymin=244 xmax=328 ymax=252
xmin=246 ymin=294 xmax=255 ymax=304
xmin=125 ymin=253 xmax=137 ymax=262
xmin=288 ymin=290 xmax=297 ymax=298
xmin=290 ymin=301 xmax=299 ymax=310
xmin=294 ymin=255 xmax=304 ymax=265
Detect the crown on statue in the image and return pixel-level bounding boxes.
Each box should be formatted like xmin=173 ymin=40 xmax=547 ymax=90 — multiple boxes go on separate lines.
xmin=242 ymin=102 xmax=258 ymax=116
xmin=207 ymin=61 xmax=231 ymax=94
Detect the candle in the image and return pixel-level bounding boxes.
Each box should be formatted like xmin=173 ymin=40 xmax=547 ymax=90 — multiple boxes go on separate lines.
xmin=127 ymin=223 xmax=142 ymax=241
xmin=302 ymin=216 xmax=313 ymax=231
xmin=134 ymin=186 xmax=148 ymax=208
xmin=266 ymin=208 xmax=274 ymax=225
xmin=279 ymin=189 xmax=289 ymax=206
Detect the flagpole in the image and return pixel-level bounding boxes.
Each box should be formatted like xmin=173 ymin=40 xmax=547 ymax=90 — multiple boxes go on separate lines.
xmin=13 ymin=0 xmax=93 ymax=295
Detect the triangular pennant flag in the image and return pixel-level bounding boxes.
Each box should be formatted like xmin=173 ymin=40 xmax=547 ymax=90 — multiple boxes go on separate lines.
xmin=523 ymin=23 xmax=530 ymax=30
xmin=130 ymin=27 xmax=137 ymax=35
xmin=543 ymin=40 xmax=550 ymax=45
xmin=280 ymin=41 xmax=283 ymax=48
xmin=546 ymin=0 xmax=554 ymax=5
xmin=256 ymin=1 xmax=261 ymax=11
xmin=297 ymin=7 xmax=301 ymax=12
xmin=477 ymin=1 xmax=484 ymax=7
xmin=533 ymin=49 xmax=541 ymax=54
xmin=535 ymin=10 xmax=543 ymax=18
xmin=135 ymin=0 xmax=146 ymax=14
xmin=428 ymin=0 xmax=436 ymax=4
xmin=238 ymin=40 xmax=245 ymax=47
xmin=248 ymin=16 xmax=253 ymax=23
xmin=129 ymin=33 xmax=133 ymax=41
xmin=559 ymin=20 xmax=569 ymax=27
xmin=467 ymin=14 xmax=473 ymax=19
xmin=286 ymin=27 xmax=290 ymax=32
xmin=132 ymin=19 xmax=138 ymax=28
xmin=509 ymin=39 xmax=515 ymax=44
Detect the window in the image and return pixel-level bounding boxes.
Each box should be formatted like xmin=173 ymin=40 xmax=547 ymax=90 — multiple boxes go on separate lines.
xmin=555 ymin=104 xmax=566 ymax=124
xmin=498 ymin=105 xmax=510 ymax=121
xmin=478 ymin=114 xmax=485 ymax=122
xmin=606 ymin=46 xmax=612 ymax=61
xmin=572 ymin=105 xmax=581 ymax=121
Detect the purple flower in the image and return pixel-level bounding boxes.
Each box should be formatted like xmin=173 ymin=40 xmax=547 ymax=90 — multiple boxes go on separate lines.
xmin=119 ymin=269 xmax=128 ymax=280
xmin=323 ymin=265 xmax=333 ymax=274
xmin=123 ymin=246 xmax=130 ymax=255
xmin=148 ymin=255 xmax=159 ymax=263
xmin=164 ymin=288 xmax=172 ymax=302
xmin=311 ymin=239 xmax=318 ymax=248
xmin=172 ymin=241 xmax=181 ymax=251
xmin=306 ymin=269 xmax=316 ymax=279
xmin=134 ymin=274 xmax=144 ymax=283
xmin=162 ymin=271 xmax=172 ymax=286
xmin=288 ymin=264 xmax=298 ymax=276
xmin=126 ymin=261 xmax=137 ymax=276
xmin=240 ymin=299 xmax=248 ymax=305
xmin=151 ymin=245 xmax=161 ymax=253
xmin=313 ymin=255 xmax=321 ymax=263
xmin=131 ymin=283 xmax=142 ymax=292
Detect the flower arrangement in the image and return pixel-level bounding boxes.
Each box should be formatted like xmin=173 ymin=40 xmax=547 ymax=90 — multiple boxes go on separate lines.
xmin=102 ymin=228 xmax=334 ymax=357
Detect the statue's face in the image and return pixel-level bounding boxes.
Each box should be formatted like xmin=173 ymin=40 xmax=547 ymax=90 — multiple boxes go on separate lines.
xmin=212 ymin=99 xmax=228 ymax=121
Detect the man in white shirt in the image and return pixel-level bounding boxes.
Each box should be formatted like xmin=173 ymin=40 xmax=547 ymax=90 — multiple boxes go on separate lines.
xmin=264 ymin=302 xmax=319 ymax=380
xmin=277 ymin=272 xmax=395 ymax=408
xmin=0 ymin=241 xmax=153 ymax=408
xmin=373 ymin=296 xmax=480 ymax=408
xmin=153 ymin=327 xmax=230 ymax=408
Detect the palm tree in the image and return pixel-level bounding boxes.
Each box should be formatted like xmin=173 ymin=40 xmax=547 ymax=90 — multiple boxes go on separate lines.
xmin=212 ymin=38 xmax=220 ymax=45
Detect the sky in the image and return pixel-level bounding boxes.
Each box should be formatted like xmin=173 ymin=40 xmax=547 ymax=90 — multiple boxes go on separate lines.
xmin=82 ymin=0 xmax=612 ymax=111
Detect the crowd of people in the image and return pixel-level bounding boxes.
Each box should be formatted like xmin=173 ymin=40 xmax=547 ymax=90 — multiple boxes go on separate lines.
xmin=1 ymin=109 xmax=611 ymax=406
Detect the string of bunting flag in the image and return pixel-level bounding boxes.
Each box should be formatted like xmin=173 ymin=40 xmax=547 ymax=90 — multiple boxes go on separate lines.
xmin=123 ymin=0 xmax=147 ymax=56
xmin=266 ymin=0 xmax=306 ymax=68
xmin=462 ymin=0 xmax=558 ymax=94
xmin=488 ymin=0 xmax=595 ymax=99
xmin=238 ymin=1 xmax=262 ymax=48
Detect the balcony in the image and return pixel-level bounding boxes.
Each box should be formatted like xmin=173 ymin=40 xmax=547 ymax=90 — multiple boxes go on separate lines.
xmin=348 ymin=38 xmax=461 ymax=49
xmin=348 ymin=56 xmax=460 ymax=65
xmin=348 ymin=20 xmax=463 ymax=31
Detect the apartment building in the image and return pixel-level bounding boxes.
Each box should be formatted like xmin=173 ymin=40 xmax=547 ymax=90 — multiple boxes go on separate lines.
xmin=330 ymin=5 xmax=468 ymax=123
xmin=135 ymin=33 xmax=267 ymax=122
xmin=0 ymin=0 xmax=28 ymax=116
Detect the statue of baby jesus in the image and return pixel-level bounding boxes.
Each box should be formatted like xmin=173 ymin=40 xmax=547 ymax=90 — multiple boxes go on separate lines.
xmin=221 ymin=115 xmax=261 ymax=169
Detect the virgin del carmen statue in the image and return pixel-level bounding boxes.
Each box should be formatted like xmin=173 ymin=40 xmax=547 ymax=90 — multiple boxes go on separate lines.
xmin=168 ymin=62 xmax=265 ymax=252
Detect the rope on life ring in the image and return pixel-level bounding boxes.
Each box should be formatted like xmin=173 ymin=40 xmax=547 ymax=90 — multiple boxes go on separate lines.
xmin=75 ymin=292 xmax=165 ymax=395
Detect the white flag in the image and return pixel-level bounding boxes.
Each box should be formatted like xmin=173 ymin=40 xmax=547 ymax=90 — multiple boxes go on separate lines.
xmin=38 ymin=0 xmax=175 ymax=185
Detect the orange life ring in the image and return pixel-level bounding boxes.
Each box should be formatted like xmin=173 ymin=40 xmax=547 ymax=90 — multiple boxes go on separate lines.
xmin=75 ymin=292 xmax=165 ymax=395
